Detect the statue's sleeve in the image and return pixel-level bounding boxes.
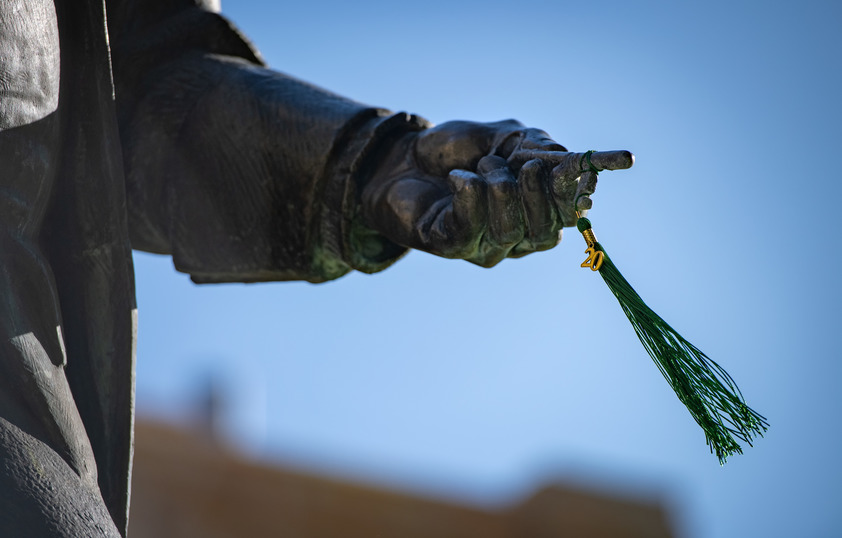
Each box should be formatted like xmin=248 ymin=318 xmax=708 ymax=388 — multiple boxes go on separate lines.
xmin=108 ymin=1 xmax=428 ymax=283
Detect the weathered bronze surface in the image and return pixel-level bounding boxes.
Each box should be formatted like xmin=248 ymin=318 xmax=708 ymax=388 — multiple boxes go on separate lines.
xmin=0 ymin=1 xmax=631 ymax=535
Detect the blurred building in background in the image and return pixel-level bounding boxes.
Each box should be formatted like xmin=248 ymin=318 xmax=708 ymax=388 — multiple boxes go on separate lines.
xmin=129 ymin=420 xmax=676 ymax=537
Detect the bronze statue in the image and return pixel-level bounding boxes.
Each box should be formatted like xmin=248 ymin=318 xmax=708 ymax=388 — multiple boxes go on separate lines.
xmin=0 ymin=0 xmax=632 ymax=535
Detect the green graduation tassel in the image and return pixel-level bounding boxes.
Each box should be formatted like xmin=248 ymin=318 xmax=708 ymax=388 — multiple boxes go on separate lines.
xmin=574 ymin=169 xmax=767 ymax=463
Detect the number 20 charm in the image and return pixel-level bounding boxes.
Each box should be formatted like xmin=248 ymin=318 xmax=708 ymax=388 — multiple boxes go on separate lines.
xmin=581 ymin=246 xmax=604 ymax=271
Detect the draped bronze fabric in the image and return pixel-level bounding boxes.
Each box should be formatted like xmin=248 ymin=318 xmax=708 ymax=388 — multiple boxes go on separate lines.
xmin=0 ymin=1 xmax=420 ymax=534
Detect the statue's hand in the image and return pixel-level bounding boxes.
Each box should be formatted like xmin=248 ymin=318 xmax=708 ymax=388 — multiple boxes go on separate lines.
xmin=360 ymin=120 xmax=633 ymax=267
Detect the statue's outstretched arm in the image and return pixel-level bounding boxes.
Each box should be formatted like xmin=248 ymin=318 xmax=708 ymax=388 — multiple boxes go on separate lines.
xmin=108 ymin=2 xmax=633 ymax=283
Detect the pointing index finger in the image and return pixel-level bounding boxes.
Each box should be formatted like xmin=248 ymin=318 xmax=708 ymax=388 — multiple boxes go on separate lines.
xmin=589 ymin=150 xmax=635 ymax=171
xmin=510 ymin=149 xmax=635 ymax=171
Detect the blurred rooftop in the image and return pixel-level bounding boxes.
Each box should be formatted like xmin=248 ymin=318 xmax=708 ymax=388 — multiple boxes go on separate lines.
xmin=129 ymin=420 xmax=676 ymax=537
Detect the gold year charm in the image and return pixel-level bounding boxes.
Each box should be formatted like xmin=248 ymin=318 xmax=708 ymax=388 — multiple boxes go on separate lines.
xmin=581 ymin=246 xmax=604 ymax=271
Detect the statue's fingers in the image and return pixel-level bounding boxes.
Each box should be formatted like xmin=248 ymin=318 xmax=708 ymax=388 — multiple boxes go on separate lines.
xmin=574 ymin=170 xmax=599 ymax=212
xmin=517 ymin=128 xmax=567 ymax=153
xmin=458 ymin=156 xmax=524 ymax=267
xmin=588 ymin=150 xmax=634 ymax=171
xmin=509 ymin=149 xmax=634 ymax=172
xmin=476 ymin=155 xmax=524 ymax=249
xmin=575 ymin=195 xmax=593 ymax=210
xmin=487 ymin=123 xmax=564 ymax=158
xmin=509 ymin=149 xmax=565 ymax=169
xmin=544 ymin=153 xmax=585 ymax=226
xmin=514 ymin=159 xmax=561 ymax=254
xmin=424 ymin=169 xmax=487 ymax=257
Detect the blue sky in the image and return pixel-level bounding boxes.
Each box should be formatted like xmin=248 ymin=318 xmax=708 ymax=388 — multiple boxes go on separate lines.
xmin=132 ymin=2 xmax=842 ymax=537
